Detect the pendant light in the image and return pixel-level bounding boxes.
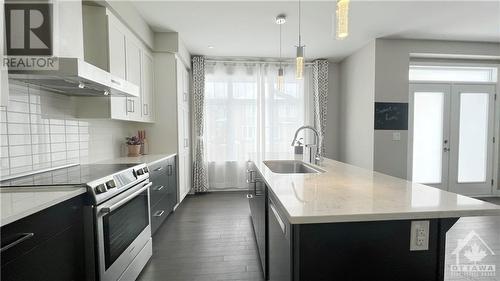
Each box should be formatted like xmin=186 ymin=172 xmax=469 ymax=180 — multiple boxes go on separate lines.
xmin=276 ymin=14 xmax=286 ymax=92
xmin=295 ymin=0 xmax=305 ymax=80
xmin=336 ymin=0 xmax=350 ymax=40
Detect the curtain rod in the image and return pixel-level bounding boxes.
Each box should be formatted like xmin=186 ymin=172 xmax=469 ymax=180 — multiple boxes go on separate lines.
xmin=205 ymin=59 xmax=314 ymax=66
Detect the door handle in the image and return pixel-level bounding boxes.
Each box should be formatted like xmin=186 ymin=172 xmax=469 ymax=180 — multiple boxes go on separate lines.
xmin=101 ymin=182 xmax=152 ymax=213
xmin=154 ymin=185 xmax=164 ymax=191
xmin=0 ymin=233 xmax=34 ymax=252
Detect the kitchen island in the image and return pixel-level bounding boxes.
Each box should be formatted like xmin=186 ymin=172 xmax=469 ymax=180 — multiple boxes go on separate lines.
xmin=249 ymin=158 xmax=500 ymax=281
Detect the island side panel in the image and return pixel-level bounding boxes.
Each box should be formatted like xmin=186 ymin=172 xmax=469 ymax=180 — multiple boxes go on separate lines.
xmin=294 ymin=218 xmax=455 ymax=281
xmin=437 ymin=218 xmax=460 ymax=280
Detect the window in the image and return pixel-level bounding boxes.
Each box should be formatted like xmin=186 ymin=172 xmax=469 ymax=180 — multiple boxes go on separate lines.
xmin=409 ymin=65 xmax=497 ymax=82
xmin=204 ymin=62 xmax=310 ymax=189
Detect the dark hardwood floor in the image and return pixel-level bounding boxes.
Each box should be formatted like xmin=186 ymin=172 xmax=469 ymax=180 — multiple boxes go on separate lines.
xmin=137 ymin=192 xmax=265 ymax=281
xmin=477 ymin=197 xmax=500 ymax=206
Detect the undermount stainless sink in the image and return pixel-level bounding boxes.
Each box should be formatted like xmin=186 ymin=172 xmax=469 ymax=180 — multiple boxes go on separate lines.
xmin=263 ymin=160 xmax=325 ymax=174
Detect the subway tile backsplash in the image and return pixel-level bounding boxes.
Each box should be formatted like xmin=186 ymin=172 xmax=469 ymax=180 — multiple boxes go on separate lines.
xmin=0 ymin=81 xmax=138 ymax=179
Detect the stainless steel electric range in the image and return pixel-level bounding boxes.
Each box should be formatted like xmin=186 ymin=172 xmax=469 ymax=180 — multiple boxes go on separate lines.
xmin=0 ymin=163 xmax=153 ymax=281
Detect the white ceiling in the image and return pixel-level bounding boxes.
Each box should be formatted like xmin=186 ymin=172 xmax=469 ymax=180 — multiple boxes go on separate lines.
xmin=132 ymin=1 xmax=500 ymax=61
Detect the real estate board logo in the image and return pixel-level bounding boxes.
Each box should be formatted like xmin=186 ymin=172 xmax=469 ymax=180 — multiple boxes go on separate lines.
xmin=5 ymin=3 xmax=52 ymax=56
xmin=450 ymin=230 xmax=496 ymax=278
xmin=3 ymin=3 xmax=57 ymax=71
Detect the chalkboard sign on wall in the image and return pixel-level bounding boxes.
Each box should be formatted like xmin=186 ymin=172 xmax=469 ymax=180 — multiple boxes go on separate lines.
xmin=374 ymin=102 xmax=408 ymax=130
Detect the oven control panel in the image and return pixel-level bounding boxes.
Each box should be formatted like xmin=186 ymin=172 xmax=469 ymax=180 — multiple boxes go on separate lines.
xmin=87 ymin=163 xmax=150 ymax=204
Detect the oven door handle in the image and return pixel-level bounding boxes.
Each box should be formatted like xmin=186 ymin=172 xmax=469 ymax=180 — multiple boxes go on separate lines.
xmin=101 ymin=182 xmax=152 ymax=214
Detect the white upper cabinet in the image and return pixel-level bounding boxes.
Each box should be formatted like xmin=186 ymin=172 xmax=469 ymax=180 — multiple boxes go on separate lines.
xmin=125 ymin=38 xmax=142 ymax=121
xmin=107 ymin=14 xmax=128 ymax=120
xmin=81 ymin=4 xmax=154 ymax=123
xmin=141 ymin=52 xmax=155 ymax=122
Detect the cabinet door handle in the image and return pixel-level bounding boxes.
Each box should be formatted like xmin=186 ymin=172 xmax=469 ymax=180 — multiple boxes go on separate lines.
xmin=131 ymin=100 xmax=135 ymax=112
xmin=167 ymin=165 xmax=173 ymax=176
xmin=144 ymin=104 xmax=149 ymax=115
xmin=153 ymin=210 xmax=165 ymax=217
xmin=1 ymin=233 xmax=34 ymax=252
xmin=246 ymin=170 xmax=255 ymax=184
xmin=154 ymin=185 xmax=164 ymax=191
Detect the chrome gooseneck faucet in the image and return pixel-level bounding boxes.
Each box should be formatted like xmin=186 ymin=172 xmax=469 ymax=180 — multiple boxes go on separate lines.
xmin=291 ymin=125 xmax=322 ymax=165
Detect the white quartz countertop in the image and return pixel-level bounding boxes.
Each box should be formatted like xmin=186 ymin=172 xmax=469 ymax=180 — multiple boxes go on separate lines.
xmin=97 ymin=153 xmax=177 ymax=165
xmin=0 ymin=187 xmax=87 ymax=226
xmin=254 ymin=158 xmax=500 ymax=224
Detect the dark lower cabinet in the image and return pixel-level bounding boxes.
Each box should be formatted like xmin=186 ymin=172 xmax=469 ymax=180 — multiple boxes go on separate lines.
xmin=0 ymin=195 xmax=87 ymax=281
xmin=248 ymin=162 xmax=268 ymax=279
xmin=265 ymin=190 xmax=459 ymax=281
xmin=149 ymin=155 xmax=177 ymax=235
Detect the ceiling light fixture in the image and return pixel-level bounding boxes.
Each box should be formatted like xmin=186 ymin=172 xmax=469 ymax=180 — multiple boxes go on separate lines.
xmin=336 ymin=0 xmax=350 ymax=40
xmin=295 ymin=0 xmax=305 ymax=79
xmin=276 ymin=14 xmax=286 ymax=92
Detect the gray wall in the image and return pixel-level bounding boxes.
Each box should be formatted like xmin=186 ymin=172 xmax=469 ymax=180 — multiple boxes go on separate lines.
xmin=373 ymin=39 xmax=500 ymax=180
xmin=324 ymin=62 xmax=340 ymax=160
xmin=338 ymin=42 xmax=376 ymax=170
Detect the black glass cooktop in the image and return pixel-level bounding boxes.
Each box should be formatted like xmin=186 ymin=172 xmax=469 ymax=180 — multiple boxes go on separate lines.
xmin=0 ymin=164 xmax=138 ymax=188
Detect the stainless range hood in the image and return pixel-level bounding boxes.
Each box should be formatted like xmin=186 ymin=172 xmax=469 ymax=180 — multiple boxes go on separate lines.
xmin=8 ymin=57 xmax=139 ymax=97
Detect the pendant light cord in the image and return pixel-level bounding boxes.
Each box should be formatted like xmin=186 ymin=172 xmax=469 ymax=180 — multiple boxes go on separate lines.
xmin=279 ymin=23 xmax=282 ymax=68
xmin=298 ymin=0 xmax=302 ymax=46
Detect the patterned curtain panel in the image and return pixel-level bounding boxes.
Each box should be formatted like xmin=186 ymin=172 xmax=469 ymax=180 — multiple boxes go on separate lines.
xmin=192 ymin=56 xmax=209 ymax=193
xmin=312 ymin=60 xmax=329 ymax=155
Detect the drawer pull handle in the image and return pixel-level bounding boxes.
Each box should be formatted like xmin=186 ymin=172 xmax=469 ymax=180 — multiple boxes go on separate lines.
xmin=1 ymin=233 xmax=34 ymax=252
xmin=153 ymin=210 xmax=165 ymax=217
xmin=155 ymin=185 xmax=165 ymax=191
xmin=155 ymin=166 xmax=164 ymax=172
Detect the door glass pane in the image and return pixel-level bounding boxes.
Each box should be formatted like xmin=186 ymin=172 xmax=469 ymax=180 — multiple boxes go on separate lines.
xmin=457 ymin=93 xmax=489 ymax=183
xmin=412 ymin=92 xmax=444 ymax=184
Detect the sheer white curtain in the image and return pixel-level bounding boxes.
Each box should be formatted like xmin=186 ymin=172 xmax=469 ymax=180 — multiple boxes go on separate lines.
xmin=204 ymin=61 xmax=312 ymax=190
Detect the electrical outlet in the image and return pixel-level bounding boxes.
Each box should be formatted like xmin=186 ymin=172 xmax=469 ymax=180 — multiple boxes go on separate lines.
xmin=392 ymin=132 xmax=401 ymax=141
xmin=410 ymin=220 xmax=430 ymax=251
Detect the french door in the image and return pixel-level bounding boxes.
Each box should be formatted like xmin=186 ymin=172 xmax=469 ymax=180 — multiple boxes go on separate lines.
xmin=409 ymin=83 xmax=496 ymax=196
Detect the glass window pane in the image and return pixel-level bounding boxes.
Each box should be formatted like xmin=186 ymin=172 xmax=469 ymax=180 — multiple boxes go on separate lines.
xmin=412 ymin=92 xmax=444 ymax=184
xmin=457 ymin=93 xmax=489 ymax=183
xmin=409 ymin=66 xmax=497 ymax=83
